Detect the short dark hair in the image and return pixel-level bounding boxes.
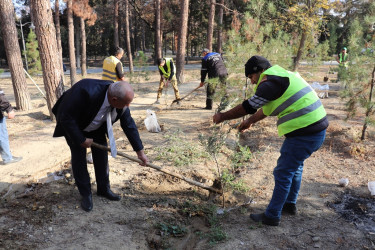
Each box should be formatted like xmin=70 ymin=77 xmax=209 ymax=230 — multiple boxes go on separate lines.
xmin=244 ymin=56 xmax=271 ymax=77
xmin=201 ymin=48 xmax=210 ymax=54
xmin=157 ymin=58 xmax=165 ymax=65
xmin=114 ymin=46 xmax=124 ymax=56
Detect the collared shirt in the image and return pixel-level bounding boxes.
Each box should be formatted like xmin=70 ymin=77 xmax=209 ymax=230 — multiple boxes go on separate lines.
xmin=84 ymin=91 xmax=118 ymax=132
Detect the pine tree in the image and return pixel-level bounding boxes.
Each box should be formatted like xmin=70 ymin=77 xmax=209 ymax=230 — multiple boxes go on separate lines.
xmin=25 ymin=29 xmax=42 ymax=75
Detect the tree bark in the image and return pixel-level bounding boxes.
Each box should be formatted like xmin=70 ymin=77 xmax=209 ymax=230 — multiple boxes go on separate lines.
xmin=67 ymin=0 xmax=77 ymax=85
xmin=74 ymin=17 xmax=81 ymax=70
xmin=206 ymin=0 xmax=216 ymax=51
xmin=293 ymin=30 xmax=307 ymax=71
xmin=217 ymin=0 xmax=224 ymax=53
xmin=114 ymin=0 xmax=119 ymax=47
xmin=124 ymin=0 xmax=133 ymax=73
xmin=54 ymin=0 xmax=66 ymax=85
xmin=154 ymin=0 xmax=162 ymax=64
xmin=0 ymin=0 xmax=32 ymax=110
xmin=361 ymin=65 xmax=375 ymax=140
xmin=176 ymin=0 xmax=189 ymax=84
xmin=30 ymin=0 xmax=64 ymax=119
xmin=80 ymin=17 xmax=87 ymax=77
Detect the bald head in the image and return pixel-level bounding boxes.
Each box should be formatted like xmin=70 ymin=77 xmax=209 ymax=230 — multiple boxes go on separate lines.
xmin=108 ymin=81 xmax=134 ymax=108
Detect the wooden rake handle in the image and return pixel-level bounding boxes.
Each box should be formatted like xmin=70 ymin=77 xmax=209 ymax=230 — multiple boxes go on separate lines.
xmin=91 ymin=142 xmax=222 ymax=194
xmin=171 ymin=86 xmax=202 ymax=104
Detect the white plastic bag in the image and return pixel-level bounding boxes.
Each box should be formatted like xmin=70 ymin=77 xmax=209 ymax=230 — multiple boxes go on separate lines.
xmin=368 ymin=181 xmax=375 ymax=196
xmin=144 ymin=109 xmax=161 ymax=133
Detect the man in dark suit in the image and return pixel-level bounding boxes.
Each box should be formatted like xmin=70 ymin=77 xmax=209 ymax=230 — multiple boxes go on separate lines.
xmin=52 ymin=79 xmax=148 ymax=212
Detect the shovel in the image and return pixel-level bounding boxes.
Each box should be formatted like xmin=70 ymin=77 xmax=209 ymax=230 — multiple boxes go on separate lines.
xmin=171 ymin=85 xmax=201 ymax=105
xmin=91 ymin=142 xmax=222 ymax=195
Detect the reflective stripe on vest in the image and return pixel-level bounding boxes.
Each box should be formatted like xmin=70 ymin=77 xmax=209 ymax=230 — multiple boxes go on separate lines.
xmin=102 ymin=56 xmax=121 ymax=81
xmin=159 ymin=58 xmax=174 ymax=78
xmin=255 ymin=65 xmax=326 ymax=136
xmin=339 ymin=53 xmax=348 ymax=67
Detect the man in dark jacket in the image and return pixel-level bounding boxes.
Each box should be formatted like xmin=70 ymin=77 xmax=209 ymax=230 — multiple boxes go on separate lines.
xmin=52 ymin=79 xmax=148 ymax=212
xmin=199 ymin=48 xmax=228 ymax=110
xmin=213 ymin=56 xmax=328 ymax=226
xmin=0 ymin=89 xmax=22 ymax=165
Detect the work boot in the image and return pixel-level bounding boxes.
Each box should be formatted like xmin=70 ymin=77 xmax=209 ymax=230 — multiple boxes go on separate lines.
xmin=204 ymin=99 xmax=213 ymax=110
xmin=174 ymin=98 xmax=182 ymax=105
xmin=282 ymin=203 xmax=297 ymax=215
xmin=2 ymin=156 xmax=22 ymax=165
xmin=250 ymin=213 xmax=280 ymax=226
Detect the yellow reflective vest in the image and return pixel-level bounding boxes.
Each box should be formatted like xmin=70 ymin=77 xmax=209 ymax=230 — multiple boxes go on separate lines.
xmin=254 ymin=65 xmax=326 ymax=136
xmin=102 ymin=56 xmax=122 ymax=81
xmin=159 ymin=58 xmax=175 ymax=79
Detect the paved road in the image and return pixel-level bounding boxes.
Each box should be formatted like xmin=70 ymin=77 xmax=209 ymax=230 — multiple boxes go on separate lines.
xmin=0 ymin=61 xmax=339 ymax=79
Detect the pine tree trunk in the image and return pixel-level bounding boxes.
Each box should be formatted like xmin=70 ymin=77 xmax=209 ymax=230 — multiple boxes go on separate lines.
xmin=74 ymin=17 xmax=81 ymax=70
xmin=293 ymin=30 xmax=307 ymax=71
xmin=0 ymin=0 xmax=32 ymax=110
xmin=217 ymin=0 xmax=224 ymax=53
xmin=154 ymin=0 xmax=162 ymax=64
xmin=30 ymin=0 xmax=64 ymax=120
xmin=114 ymin=0 xmax=119 ymax=48
xmin=124 ymin=0 xmax=133 ymax=73
xmin=361 ymin=65 xmax=375 ymax=140
xmin=67 ymin=0 xmax=77 ymax=85
xmin=176 ymin=0 xmax=189 ymax=84
xmin=206 ymin=0 xmax=215 ymax=51
xmin=80 ymin=17 xmax=87 ymax=77
xmin=54 ymin=0 xmax=66 ymax=85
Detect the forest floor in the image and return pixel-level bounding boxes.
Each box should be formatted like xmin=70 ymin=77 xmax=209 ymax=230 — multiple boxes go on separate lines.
xmin=0 ymin=65 xmax=375 ymax=249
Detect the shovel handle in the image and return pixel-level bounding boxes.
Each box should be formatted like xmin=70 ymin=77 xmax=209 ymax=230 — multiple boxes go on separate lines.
xmin=91 ymin=142 xmax=222 ymax=194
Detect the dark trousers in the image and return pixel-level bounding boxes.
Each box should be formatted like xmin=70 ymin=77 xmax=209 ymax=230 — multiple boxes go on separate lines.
xmin=65 ymin=128 xmax=110 ymax=197
xmin=206 ymin=75 xmax=228 ymax=109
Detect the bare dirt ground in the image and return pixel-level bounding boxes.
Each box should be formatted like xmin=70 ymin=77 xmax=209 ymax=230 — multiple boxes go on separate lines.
xmin=0 ymin=66 xmax=375 ymax=250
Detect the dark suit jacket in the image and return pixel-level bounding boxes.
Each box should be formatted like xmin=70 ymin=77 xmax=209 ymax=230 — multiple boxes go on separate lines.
xmin=52 ymin=79 xmax=143 ymax=152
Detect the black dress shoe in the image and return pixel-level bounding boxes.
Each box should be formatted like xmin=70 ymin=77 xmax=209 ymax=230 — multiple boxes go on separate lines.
xmin=97 ymin=189 xmax=121 ymax=201
xmin=250 ymin=213 xmax=280 ymax=226
xmin=282 ymin=203 xmax=297 ymax=215
xmin=81 ymin=195 xmax=93 ymax=212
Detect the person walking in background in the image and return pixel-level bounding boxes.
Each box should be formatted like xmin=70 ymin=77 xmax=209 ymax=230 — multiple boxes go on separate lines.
xmin=336 ymin=47 xmax=349 ymax=81
xmin=52 ymin=79 xmax=148 ymax=212
xmin=155 ymin=57 xmax=181 ymax=104
xmin=102 ymin=47 xmax=125 ymax=82
xmin=199 ymin=48 xmax=228 ymax=110
xmin=213 ymin=56 xmax=328 ymax=226
xmin=0 ymin=89 xmax=22 ymax=165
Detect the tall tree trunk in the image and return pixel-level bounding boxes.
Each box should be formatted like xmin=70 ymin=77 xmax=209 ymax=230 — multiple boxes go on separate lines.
xmin=206 ymin=0 xmax=215 ymax=51
xmin=176 ymin=0 xmax=189 ymax=84
xmin=124 ymin=0 xmax=133 ymax=73
xmin=80 ymin=17 xmax=87 ymax=77
xmin=114 ymin=0 xmax=119 ymax=47
xmin=54 ymin=0 xmax=66 ymax=85
xmin=0 ymin=0 xmax=32 ymax=110
xmin=154 ymin=0 xmax=162 ymax=64
xmin=217 ymin=0 xmax=224 ymax=53
xmin=293 ymin=30 xmax=307 ymax=71
xmin=361 ymin=66 xmax=375 ymax=140
xmin=30 ymin=0 xmax=64 ymax=119
xmin=74 ymin=17 xmax=81 ymax=69
xmin=67 ymin=0 xmax=77 ymax=85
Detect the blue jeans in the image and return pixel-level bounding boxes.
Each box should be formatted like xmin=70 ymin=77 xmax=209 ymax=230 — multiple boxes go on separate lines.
xmin=265 ymin=129 xmax=326 ymax=220
xmin=0 ymin=117 xmax=13 ymax=162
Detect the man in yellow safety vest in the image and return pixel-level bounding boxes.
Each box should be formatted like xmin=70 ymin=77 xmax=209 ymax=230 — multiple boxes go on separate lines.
xmin=102 ymin=47 xmax=125 ymax=82
xmin=213 ymin=56 xmax=328 ymax=226
xmin=155 ymin=57 xmax=181 ymax=104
